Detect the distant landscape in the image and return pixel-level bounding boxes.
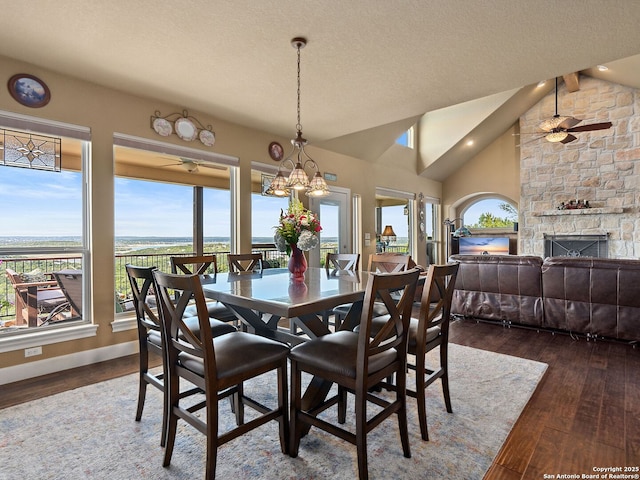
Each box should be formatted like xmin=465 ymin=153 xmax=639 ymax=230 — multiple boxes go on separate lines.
xmin=0 ymin=236 xmax=345 ymax=255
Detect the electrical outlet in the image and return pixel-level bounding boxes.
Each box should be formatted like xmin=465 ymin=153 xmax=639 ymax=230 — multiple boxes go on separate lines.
xmin=24 ymin=346 xmax=42 ymax=357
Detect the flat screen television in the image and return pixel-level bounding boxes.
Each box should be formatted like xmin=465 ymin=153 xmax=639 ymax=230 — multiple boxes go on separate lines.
xmin=458 ymin=237 xmax=510 ymax=255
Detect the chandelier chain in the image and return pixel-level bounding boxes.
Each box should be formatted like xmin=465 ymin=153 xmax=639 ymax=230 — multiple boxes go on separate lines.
xmin=296 ymin=43 xmax=302 ymax=133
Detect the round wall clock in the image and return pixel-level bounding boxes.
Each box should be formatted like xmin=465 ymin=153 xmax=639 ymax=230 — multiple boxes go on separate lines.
xmin=8 ymin=74 xmax=51 ymax=108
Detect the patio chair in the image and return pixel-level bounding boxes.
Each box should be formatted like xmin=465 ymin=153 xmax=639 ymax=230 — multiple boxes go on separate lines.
xmin=5 ymin=268 xmax=68 ymax=327
xmin=42 ymin=270 xmax=83 ymax=325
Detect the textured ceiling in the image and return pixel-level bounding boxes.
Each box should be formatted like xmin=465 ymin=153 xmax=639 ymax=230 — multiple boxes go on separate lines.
xmin=0 ymin=0 xmax=639 ymax=175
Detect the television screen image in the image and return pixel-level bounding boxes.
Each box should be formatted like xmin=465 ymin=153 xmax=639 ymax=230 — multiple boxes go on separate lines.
xmin=458 ymin=237 xmax=510 ymax=255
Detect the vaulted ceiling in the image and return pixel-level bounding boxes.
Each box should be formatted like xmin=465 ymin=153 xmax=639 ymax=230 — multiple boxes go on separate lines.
xmin=1 ymin=1 xmax=639 ymax=180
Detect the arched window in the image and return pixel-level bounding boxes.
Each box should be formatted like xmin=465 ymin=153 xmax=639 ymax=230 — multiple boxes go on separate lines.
xmin=462 ymin=198 xmax=517 ymax=229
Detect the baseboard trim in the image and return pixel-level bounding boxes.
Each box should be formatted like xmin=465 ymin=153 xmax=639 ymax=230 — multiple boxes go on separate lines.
xmin=0 ymin=340 xmax=139 ymax=385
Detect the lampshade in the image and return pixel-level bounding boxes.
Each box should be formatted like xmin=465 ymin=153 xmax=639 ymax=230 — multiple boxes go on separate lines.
xmin=545 ymin=131 xmax=569 ymax=143
xmin=453 ymin=226 xmax=472 ymax=237
xmin=265 ymin=172 xmax=290 ymax=197
xmin=539 ymin=115 xmax=570 ymax=132
xmin=381 ymin=225 xmax=397 ymax=242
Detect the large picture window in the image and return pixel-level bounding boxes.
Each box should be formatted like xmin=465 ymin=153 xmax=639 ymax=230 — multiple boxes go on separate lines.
xmin=0 ymin=128 xmax=88 ymax=334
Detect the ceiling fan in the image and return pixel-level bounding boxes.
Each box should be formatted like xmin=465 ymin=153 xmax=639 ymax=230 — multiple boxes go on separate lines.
xmin=158 ymin=157 xmax=227 ymax=173
xmin=535 ymin=77 xmax=612 ymax=144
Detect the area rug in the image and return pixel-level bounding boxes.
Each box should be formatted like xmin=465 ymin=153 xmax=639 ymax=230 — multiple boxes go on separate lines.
xmin=0 ymin=344 xmax=547 ymax=480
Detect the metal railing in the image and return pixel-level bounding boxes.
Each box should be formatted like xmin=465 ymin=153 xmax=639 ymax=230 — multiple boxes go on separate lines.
xmin=2 ymin=244 xmax=339 ymax=326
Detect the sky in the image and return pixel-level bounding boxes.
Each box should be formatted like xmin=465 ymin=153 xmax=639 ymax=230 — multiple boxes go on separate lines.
xmin=0 ymin=166 xmax=510 ymax=238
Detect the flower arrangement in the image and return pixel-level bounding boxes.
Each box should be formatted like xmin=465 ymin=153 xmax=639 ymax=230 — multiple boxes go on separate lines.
xmin=274 ymin=198 xmax=322 ymax=255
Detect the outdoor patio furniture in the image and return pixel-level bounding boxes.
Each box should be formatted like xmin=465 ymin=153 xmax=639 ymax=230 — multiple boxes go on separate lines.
xmin=42 ymin=270 xmax=83 ymax=325
xmin=5 ymin=268 xmax=68 ymax=327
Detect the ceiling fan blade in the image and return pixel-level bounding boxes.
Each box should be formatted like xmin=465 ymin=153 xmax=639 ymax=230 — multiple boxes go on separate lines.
xmin=196 ymin=162 xmax=227 ymax=171
xmin=558 ymin=117 xmax=581 ymax=129
xmin=567 ymin=122 xmax=612 ymax=132
xmin=560 ymin=134 xmax=577 ymax=144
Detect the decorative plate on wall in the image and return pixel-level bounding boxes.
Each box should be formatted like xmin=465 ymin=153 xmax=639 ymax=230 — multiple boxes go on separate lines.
xmin=175 ymin=117 xmax=198 ymax=142
xmin=269 ymin=141 xmax=284 ymax=161
xmin=7 ymin=74 xmax=51 ymax=108
xmin=199 ymin=129 xmax=216 ymax=147
xmin=152 ymin=117 xmax=173 ymax=137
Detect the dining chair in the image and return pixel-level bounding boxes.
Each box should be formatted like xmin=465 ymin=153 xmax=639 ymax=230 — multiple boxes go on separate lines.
xmin=372 ymin=263 xmax=460 ymax=441
xmin=170 ymin=254 xmax=238 ymax=325
xmin=289 ymin=268 xmax=420 ymax=480
xmin=227 ymin=252 xmax=263 ymax=273
xmin=153 ymin=270 xmax=290 ymax=478
xmin=126 ymin=264 xmax=237 ymax=447
xmin=332 ymin=253 xmax=411 ymax=326
xmin=320 ymin=253 xmax=360 ymax=330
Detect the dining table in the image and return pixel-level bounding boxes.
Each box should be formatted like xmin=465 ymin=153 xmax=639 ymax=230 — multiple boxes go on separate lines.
xmin=200 ymin=266 xmax=372 ymax=410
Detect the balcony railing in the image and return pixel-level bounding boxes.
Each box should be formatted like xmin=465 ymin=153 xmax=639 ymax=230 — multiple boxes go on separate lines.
xmin=1 ymin=244 xmax=339 ymax=329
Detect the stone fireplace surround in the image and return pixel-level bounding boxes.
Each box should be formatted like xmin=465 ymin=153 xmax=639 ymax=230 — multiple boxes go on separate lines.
xmin=519 ymin=76 xmax=640 ymax=259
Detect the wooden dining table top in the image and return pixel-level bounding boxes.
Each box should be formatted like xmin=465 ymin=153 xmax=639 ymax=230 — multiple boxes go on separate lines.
xmin=200 ymin=267 xmax=372 ymax=320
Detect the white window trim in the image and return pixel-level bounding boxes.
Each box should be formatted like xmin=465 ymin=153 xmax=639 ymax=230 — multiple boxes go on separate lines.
xmin=0 ymin=323 xmax=98 ymax=354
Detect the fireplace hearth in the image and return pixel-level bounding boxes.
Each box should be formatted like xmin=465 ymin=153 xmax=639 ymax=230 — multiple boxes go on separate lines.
xmin=544 ymin=234 xmax=609 ymax=258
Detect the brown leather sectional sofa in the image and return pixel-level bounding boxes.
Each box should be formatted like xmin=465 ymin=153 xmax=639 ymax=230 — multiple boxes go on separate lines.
xmin=449 ymin=254 xmax=640 ymax=344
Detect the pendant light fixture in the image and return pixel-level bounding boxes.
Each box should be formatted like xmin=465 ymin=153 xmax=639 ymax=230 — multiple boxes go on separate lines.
xmin=265 ymin=37 xmax=329 ymax=197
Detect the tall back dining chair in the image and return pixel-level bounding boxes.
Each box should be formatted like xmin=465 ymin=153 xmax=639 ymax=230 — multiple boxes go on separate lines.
xmin=321 ymin=253 xmax=361 ymax=330
xmin=368 ymin=252 xmax=411 ymax=273
xmin=126 ymin=264 xmax=236 ymax=448
xmin=289 ymin=268 xmax=420 ymax=480
xmin=170 ymin=254 xmax=237 ymax=325
xmin=370 ymin=262 xmax=460 ymax=441
xmin=409 ymin=262 xmax=459 ymax=441
xmin=325 ymin=252 xmax=360 ymax=272
xmin=125 ymin=264 xmax=167 ymax=446
xmin=332 ymin=253 xmax=408 ymax=327
xmin=227 ymin=253 xmax=263 ymax=273
xmin=153 ymin=270 xmax=290 ymax=479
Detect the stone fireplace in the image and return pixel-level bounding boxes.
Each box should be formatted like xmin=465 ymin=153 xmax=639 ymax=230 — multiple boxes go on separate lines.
xmin=519 ymin=75 xmax=640 ymax=259
xmin=543 ymin=234 xmax=608 ymax=258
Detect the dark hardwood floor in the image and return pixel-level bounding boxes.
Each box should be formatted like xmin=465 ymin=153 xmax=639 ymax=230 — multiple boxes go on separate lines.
xmin=1 ymin=318 xmax=638 ymax=478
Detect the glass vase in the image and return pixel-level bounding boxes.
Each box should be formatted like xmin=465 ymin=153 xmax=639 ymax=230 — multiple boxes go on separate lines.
xmin=288 ymin=245 xmax=307 ymax=281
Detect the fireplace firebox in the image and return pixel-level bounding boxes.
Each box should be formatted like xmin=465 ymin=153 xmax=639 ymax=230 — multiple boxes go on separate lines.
xmin=543 ymin=234 xmax=609 ymax=258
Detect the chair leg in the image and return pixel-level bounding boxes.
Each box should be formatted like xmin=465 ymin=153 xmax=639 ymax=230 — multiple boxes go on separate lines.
xmin=205 ymin=392 xmax=219 ymax=480
xmin=234 ymin=382 xmax=245 ymax=426
xmin=355 ymin=386 xmax=369 ymax=480
xmin=277 ymin=362 xmax=289 ymax=454
xmin=416 ymin=353 xmax=429 ymax=441
xmin=289 ymin=360 xmax=302 ymax=458
xmin=441 ymin=344 xmax=453 ymax=413
xmin=163 ymin=385 xmax=179 ymax=467
xmin=337 ymin=386 xmax=347 ymax=424
xmin=135 ymin=347 xmax=148 ymax=422
xmin=395 ymin=367 xmax=411 ymax=458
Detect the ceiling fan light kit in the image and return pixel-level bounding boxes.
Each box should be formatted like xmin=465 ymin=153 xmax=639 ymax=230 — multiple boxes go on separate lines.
xmin=531 ymin=77 xmax=613 ymax=144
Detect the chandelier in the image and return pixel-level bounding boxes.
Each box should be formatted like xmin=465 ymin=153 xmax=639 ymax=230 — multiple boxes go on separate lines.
xmin=266 ymin=37 xmax=329 ymax=197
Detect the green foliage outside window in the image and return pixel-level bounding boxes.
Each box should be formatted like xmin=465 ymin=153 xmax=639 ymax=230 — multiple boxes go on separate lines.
xmin=467 ymin=203 xmax=517 ymax=228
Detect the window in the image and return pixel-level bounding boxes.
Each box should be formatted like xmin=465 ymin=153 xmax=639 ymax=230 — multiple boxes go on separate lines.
xmin=395 ymin=127 xmax=414 ymax=148
xmin=113 ymin=140 xmax=237 ymax=307
xmin=0 ymin=128 xmax=89 ymax=335
xmin=462 ymin=198 xmax=517 ymax=229
xmin=251 ymin=193 xmax=289 ymax=244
